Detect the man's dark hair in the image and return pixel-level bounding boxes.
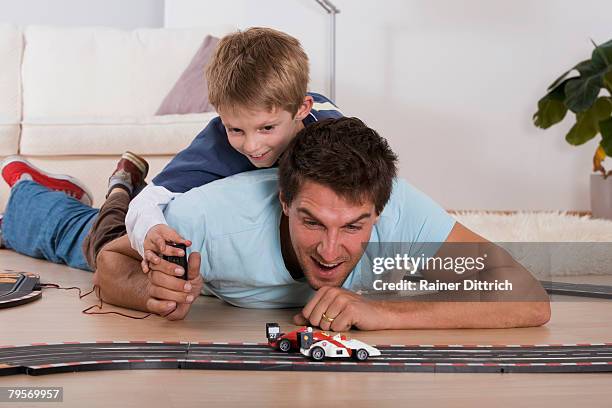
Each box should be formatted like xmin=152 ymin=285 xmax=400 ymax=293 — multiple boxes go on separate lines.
xmin=278 ymin=117 xmax=398 ymax=214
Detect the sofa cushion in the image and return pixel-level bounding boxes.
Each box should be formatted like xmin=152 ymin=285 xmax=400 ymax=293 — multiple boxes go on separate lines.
xmin=20 ymin=113 xmax=217 ymax=156
xmin=21 ymin=25 xmax=233 ymax=120
xmin=0 ymin=24 xmax=22 ymax=126
xmin=0 ymin=125 xmax=20 ymax=156
xmin=156 ymin=35 xmax=219 ymax=115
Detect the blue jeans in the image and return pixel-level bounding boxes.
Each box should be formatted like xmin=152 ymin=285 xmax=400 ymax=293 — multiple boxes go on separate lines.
xmin=2 ymin=180 xmax=99 ymax=271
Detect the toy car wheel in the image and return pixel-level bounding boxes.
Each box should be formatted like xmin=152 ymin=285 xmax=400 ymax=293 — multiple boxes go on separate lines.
xmin=355 ymin=349 xmax=369 ymax=361
xmin=310 ymin=346 xmax=325 ymax=361
xmin=279 ymin=339 xmax=291 ymax=352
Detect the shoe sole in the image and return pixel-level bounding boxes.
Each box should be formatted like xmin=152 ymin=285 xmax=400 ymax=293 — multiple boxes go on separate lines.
xmin=122 ymin=151 xmax=149 ymax=178
xmin=0 ymin=155 xmax=94 ymax=206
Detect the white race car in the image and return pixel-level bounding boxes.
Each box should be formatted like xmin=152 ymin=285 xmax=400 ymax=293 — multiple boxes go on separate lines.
xmin=299 ymin=332 xmax=381 ymax=361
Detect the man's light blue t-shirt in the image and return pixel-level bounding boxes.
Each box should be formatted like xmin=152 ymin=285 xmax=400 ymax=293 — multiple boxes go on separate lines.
xmin=164 ymin=168 xmax=455 ymax=308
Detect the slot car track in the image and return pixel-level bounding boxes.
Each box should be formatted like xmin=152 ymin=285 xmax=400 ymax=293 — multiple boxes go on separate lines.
xmin=2 ymin=272 xmax=612 ymax=376
xmin=540 ymin=281 xmax=612 ymax=299
xmin=1 ymin=341 xmax=612 ymax=376
xmin=0 ymin=272 xmax=41 ymax=309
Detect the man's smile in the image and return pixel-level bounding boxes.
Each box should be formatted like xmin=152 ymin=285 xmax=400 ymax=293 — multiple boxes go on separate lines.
xmin=310 ymin=255 xmax=346 ymax=279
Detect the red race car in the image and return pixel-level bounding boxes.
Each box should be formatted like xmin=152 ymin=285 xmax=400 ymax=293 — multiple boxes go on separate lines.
xmin=266 ymin=323 xmax=329 ymax=352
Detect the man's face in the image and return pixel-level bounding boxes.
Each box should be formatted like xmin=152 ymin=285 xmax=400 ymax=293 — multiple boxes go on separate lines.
xmin=219 ymin=105 xmax=305 ymax=168
xmin=281 ymin=181 xmax=379 ymax=289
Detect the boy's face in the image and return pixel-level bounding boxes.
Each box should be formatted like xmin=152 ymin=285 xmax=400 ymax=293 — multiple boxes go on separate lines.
xmin=219 ymin=100 xmax=311 ymax=168
xmin=281 ymin=181 xmax=379 ymax=290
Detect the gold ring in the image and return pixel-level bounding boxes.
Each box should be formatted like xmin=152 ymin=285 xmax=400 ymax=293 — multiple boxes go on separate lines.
xmin=322 ymin=312 xmax=335 ymax=323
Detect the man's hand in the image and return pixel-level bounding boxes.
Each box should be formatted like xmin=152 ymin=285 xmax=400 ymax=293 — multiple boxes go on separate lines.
xmin=145 ymin=251 xmax=204 ymax=320
xmin=293 ymin=286 xmax=392 ymax=331
xmin=141 ymin=224 xmax=192 ymax=274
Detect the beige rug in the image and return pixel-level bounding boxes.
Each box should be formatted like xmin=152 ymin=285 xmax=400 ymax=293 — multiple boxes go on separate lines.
xmin=452 ymin=212 xmax=612 ymax=277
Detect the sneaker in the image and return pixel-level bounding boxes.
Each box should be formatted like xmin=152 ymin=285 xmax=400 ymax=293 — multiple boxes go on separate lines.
xmin=107 ymin=151 xmax=149 ymax=198
xmin=0 ymin=155 xmax=93 ymax=206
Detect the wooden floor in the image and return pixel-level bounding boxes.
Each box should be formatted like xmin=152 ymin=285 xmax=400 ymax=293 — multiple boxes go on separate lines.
xmin=1 ymin=249 xmax=611 ymax=407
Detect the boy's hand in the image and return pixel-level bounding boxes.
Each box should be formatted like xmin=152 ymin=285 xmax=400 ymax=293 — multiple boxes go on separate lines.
xmin=142 ymin=224 xmax=192 ymax=273
xmin=145 ymin=252 xmax=203 ymax=320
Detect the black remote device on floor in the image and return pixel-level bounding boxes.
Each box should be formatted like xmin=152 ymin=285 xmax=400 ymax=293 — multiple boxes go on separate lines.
xmin=162 ymin=242 xmax=188 ymax=280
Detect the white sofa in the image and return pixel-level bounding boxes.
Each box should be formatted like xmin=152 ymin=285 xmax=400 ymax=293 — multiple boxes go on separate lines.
xmin=0 ymin=24 xmax=231 ymax=209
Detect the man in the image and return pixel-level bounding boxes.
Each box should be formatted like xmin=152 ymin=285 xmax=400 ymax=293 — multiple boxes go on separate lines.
xmin=94 ymin=118 xmax=550 ymax=330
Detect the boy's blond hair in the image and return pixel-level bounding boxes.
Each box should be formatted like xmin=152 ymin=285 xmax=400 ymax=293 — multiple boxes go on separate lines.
xmin=206 ymin=27 xmax=309 ymax=116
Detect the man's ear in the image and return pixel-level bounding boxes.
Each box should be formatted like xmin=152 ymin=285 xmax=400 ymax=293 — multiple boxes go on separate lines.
xmin=294 ymin=95 xmax=313 ymax=122
xmin=279 ymin=191 xmax=290 ymax=216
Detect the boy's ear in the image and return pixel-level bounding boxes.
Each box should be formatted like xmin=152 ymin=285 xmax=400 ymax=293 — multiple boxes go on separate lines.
xmin=279 ymin=191 xmax=290 ymax=215
xmin=294 ymin=95 xmax=314 ymax=121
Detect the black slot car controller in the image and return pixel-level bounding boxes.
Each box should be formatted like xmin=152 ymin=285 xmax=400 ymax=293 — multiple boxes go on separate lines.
xmin=162 ymin=242 xmax=188 ymax=280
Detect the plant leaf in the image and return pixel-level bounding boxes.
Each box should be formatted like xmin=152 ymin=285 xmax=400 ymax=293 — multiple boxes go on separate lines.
xmin=566 ymin=97 xmax=612 ymax=145
xmin=533 ymin=98 xmax=567 ymax=129
xmin=564 ymin=41 xmax=612 ymax=113
xmin=591 ymin=39 xmax=612 ymax=70
xmin=564 ymin=75 xmax=604 ymax=113
xmin=600 ymin=116 xmax=612 ymax=156
xmin=593 ymin=145 xmax=607 ymax=175
xmin=547 ymin=59 xmax=590 ymax=91
xmin=605 ymin=69 xmax=612 ymax=90
xmin=533 ymin=78 xmax=571 ymax=128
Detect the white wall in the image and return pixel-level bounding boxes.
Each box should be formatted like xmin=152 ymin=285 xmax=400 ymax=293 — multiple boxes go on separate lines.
xmin=166 ymin=0 xmax=612 ymax=211
xmin=0 ymin=0 xmax=164 ymax=29
xmin=165 ymin=0 xmax=329 ymax=101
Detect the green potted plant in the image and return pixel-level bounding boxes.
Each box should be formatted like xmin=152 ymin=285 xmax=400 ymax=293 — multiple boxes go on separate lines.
xmin=533 ymin=39 xmax=612 ymax=219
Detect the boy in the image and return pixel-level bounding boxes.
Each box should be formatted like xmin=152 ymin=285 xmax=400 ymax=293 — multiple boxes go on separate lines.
xmin=0 ymin=27 xmax=341 ymax=274
xmin=127 ymin=27 xmax=342 ymax=275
